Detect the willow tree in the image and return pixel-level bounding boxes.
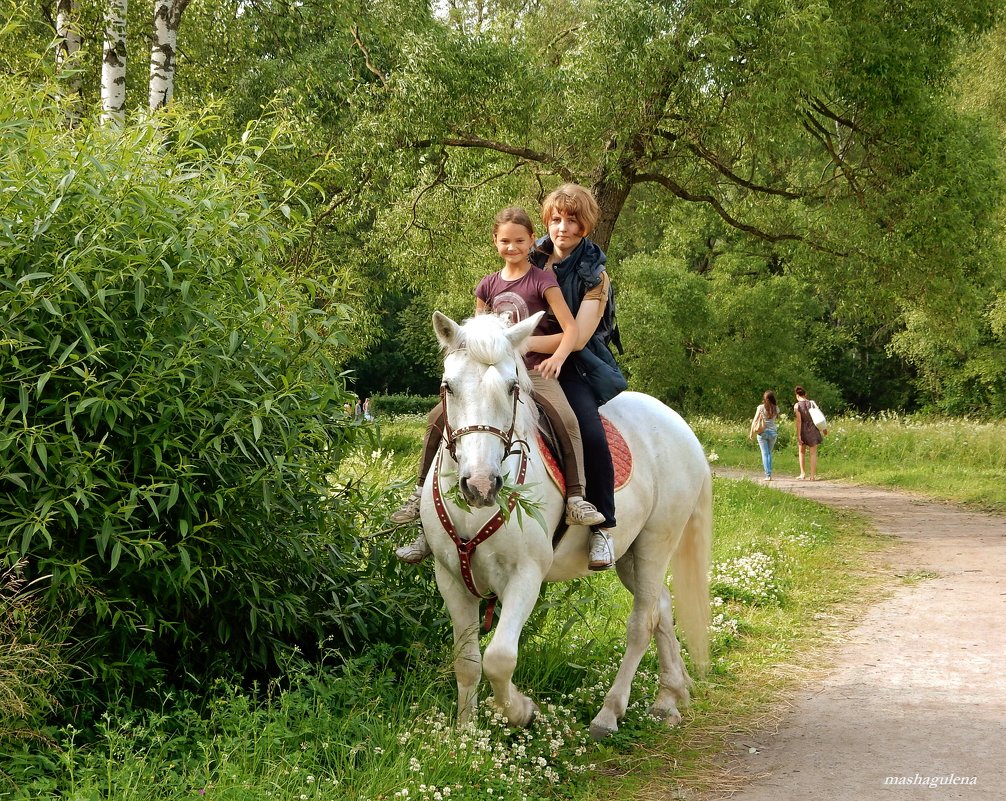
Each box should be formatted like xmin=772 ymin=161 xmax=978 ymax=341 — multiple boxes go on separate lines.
xmin=345 ymin=0 xmax=999 ymax=298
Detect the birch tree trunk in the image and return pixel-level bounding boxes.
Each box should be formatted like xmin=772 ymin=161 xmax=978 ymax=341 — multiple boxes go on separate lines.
xmin=149 ymin=0 xmax=191 ymax=111
xmin=101 ymin=0 xmax=129 ymax=126
xmin=55 ymin=0 xmax=83 ymax=125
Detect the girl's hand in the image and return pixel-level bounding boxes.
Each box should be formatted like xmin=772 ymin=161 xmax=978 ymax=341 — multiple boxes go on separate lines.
xmin=535 ymin=354 xmax=565 ymax=380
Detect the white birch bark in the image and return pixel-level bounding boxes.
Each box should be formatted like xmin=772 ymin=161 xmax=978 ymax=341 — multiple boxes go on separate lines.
xmin=55 ymin=0 xmax=83 ymax=125
xmin=101 ymin=0 xmax=129 ymax=126
xmin=149 ymin=0 xmax=191 ymax=111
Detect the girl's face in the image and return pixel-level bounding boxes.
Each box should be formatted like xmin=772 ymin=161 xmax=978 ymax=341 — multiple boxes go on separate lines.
xmin=547 ymin=210 xmax=584 ymax=254
xmin=494 ymin=221 xmax=534 ymax=267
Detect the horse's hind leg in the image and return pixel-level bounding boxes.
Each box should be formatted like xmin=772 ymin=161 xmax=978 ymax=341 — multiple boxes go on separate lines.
xmin=649 ymin=583 xmax=691 ymax=725
xmin=605 ymin=555 xmax=691 ymax=730
xmin=589 ymin=549 xmax=669 ymax=740
xmin=435 ymin=563 xmax=483 ymax=727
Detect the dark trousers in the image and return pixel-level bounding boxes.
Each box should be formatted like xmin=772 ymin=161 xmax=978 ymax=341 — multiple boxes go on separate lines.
xmin=560 ymin=367 xmax=616 ymax=528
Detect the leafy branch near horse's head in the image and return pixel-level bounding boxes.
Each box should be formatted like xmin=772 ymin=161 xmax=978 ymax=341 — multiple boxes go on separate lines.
xmin=443 ymin=473 xmax=548 ymax=534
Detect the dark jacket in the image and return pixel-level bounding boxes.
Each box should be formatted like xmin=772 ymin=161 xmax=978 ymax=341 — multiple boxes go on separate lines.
xmin=533 ymin=236 xmax=626 ymax=405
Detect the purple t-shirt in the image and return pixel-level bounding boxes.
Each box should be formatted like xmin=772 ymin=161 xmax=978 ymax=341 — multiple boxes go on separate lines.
xmin=475 ymin=268 xmax=561 ymax=368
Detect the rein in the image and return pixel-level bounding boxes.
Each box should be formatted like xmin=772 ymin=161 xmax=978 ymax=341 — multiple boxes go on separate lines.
xmin=434 ymin=380 xmax=530 ymax=630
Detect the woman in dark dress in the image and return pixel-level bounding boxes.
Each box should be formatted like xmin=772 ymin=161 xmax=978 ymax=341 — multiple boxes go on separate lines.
xmin=793 ymin=386 xmax=823 ymax=480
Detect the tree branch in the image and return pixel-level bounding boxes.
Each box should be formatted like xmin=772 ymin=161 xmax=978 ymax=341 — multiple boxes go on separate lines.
xmin=683 ymin=139 xmax=806 ymax=199
xmin=350 ymin=25 xmax=387 ymax=88
xmin=633 ymin=171 xmax=848 ymax=256
xmin=804 ymin=93 xmax=863 ymax=134
xmin=801 ymin=113 xmax=867 ymax=206
xmin=431 ymin=132 xmax=576 ymax=181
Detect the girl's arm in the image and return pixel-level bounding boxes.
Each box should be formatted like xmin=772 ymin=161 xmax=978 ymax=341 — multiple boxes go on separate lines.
xmin=475 ymin=298 xmax=488 ymax=314
xmin=534 ymin=287 xmax=579 ymax=380
xmin=526 ymin=276 xmax=607 ymax=354
xmin=794 ymin=406 xmax=804 ymax=444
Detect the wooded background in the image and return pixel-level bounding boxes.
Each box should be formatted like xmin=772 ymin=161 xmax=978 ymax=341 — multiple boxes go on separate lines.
xmin=7 ymin=0 xmax=1006 ymax=417
xmin=3 ymin=0 xmax=1006 ymax=732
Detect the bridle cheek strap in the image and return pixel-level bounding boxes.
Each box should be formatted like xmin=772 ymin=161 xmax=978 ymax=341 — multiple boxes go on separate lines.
xmin=440 ymin=381 xmax=522 ymax=461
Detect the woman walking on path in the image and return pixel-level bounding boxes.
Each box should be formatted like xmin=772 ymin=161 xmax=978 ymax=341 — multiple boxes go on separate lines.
xmin=793 ymin=386 xmax=823 ymax=480
xmin=749 ymin=390 xmax=779 ymax=481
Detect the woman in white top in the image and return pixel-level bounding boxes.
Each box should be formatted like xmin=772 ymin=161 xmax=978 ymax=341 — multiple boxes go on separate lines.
xmin=749 ymin=390 xmax=779 ymax=481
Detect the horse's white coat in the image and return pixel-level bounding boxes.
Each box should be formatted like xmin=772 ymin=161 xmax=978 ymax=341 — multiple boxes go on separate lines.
xmin=424 ymin=312 xmax=711 ymax=738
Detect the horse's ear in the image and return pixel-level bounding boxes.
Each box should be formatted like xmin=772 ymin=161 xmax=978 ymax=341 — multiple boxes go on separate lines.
xmin=433 ymin=311 xmax=463 ymax=351
xmin=503 ymin=310 xmax=545 ymax=351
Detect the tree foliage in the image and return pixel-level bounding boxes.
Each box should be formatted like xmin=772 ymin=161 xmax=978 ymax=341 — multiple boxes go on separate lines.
xmin=0 ymin=85 xmax=444 ymax=696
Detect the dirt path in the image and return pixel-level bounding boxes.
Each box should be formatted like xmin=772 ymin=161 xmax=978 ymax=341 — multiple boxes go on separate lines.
xmin=708 ymin=472 xmax=1006 ymax=800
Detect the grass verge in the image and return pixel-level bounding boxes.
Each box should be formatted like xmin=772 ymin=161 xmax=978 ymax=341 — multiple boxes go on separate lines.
xmin=692 ymin=414 xmax=1006 ymax=513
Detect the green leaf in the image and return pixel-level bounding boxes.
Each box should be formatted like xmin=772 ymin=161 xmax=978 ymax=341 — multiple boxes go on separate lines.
xmin=134 ymin=278 xmax=146 ymax=313
xmin=16 ymin=272 xmax=53 ymax=284
xmin=109 ymin=540 xmax=122 ymax=572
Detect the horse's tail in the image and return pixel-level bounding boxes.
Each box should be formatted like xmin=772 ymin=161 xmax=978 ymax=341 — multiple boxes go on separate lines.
xmin=671 ymin=469 xmax=712 ymax=675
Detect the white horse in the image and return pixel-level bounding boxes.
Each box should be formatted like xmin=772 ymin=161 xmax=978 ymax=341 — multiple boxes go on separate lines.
xmin=422 ymin=311 xmax=711 ymax=739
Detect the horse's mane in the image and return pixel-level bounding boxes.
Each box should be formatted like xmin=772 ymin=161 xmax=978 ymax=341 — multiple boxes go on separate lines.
xmin=456 ymin=314 xmax=538 ymax=433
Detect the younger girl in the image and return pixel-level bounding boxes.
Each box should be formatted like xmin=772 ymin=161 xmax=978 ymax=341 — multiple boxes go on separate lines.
xmin=393 ymin=207 xmax=604 ymax=563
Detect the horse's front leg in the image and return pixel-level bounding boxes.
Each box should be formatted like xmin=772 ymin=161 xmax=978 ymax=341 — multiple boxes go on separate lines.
xmin=482 ymin=570 xmax=544 ymax=728
xmin=434 ymin=561 xmax=483 ymax=727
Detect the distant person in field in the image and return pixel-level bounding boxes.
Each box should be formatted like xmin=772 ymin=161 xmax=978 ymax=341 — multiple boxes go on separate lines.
xmin=793 ymin=386 xmax=823 ymax=480
xmin=749 ymin=390 xmax=779 ymax=481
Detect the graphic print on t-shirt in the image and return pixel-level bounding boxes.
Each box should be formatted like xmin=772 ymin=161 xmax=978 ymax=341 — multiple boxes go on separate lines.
xmin=490 ymin=291 xmax=531 ymax=326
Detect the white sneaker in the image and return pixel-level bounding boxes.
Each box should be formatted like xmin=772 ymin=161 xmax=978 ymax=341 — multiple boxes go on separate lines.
xmin=389 ymin=490 xmax=422 ymax=524
xmin=565 ymin=496 xmax=606 ymax=527
xmin=395 ymin=531 xmax=432 ymax=564
xmin=588 ymin=528 xmax=614 ymax=571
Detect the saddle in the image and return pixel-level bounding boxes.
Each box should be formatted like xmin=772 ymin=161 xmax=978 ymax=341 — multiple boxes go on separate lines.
xmin=536 ymin=408 xmax=633 ymax=496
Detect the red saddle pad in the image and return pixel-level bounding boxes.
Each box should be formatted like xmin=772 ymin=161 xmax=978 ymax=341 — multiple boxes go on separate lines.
xmin=538 ymin=415 xmax=632 ymax=495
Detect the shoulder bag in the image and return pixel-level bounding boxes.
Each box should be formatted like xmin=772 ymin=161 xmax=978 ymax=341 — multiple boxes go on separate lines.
xmin=808 ymin=401 xmax=828 ymax=435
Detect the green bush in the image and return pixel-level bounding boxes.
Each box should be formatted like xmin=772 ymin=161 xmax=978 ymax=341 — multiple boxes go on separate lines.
xmin=372 ymin=393 xmax=439 ymax=417
xmin=0 ymin=89 xmax=396 ymax=697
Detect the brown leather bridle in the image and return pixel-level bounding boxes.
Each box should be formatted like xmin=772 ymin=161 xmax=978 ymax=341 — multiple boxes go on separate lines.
xmin=439 ymin=380 xmax=524 ymax=462
xmin=433 ymin=379 xmax=530 ymax=629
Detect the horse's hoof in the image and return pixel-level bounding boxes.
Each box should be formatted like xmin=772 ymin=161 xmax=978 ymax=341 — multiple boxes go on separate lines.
xmin=589 ymin=721 xmax=617 ymax=740
xmin=526 ymin=702 xmax=540 ymax=727
xmin=649 ymin=705 xmax=683 ymax=727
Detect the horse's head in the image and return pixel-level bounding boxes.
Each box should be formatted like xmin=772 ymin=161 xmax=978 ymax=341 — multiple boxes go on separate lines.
xmin=433 ymin=310 xmax=541 ymax=508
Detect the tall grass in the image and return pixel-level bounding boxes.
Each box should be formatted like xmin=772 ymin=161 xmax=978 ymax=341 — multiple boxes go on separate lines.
xmin=692 ymin=413 xmax=1006 ymax=512
xmin=2 ymin=414 xmax=891 ymax=800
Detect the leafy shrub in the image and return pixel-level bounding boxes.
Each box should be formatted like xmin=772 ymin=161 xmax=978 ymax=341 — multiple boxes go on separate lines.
xmin=372 ymin=393 xmax=439 ymax=417
xmin=0 ymin=88 xmax=411 ymax=697
xmin=0 ymin=560 xmax=64 ymax=738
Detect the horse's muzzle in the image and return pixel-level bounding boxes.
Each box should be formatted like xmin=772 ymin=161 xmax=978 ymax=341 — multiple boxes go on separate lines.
xmin=459 ymin=472 xmax=503 ymax=508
